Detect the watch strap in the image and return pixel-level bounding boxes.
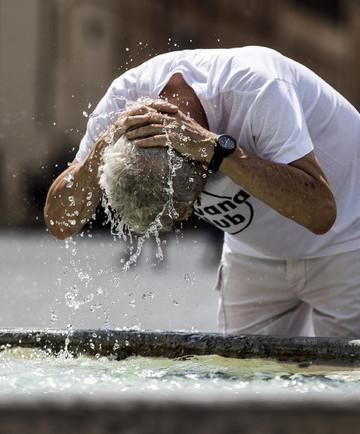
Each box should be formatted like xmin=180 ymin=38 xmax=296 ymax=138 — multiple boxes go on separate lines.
xmin=208 ymin=144 xmax=224 ymax=173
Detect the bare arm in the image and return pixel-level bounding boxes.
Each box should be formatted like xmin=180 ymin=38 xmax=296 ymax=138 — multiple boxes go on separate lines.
xmin=219 ymin=147 xmax=337 ymax=234
xmin=125 ymin=110 xmax=337 ymax=235
xmin=44 ymin=139 xmax=106 ymax=240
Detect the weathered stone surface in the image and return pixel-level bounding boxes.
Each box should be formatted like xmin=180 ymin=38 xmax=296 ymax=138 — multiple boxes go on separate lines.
xmin=1 ymin=329 xmax=360 ymax=365
xmin=0 ymin=394 xmax=359 ymax=434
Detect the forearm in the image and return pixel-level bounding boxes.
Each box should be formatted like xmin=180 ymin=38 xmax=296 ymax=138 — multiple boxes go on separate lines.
xmin=220 ymin=146 xmax=336 ymax=234
xmin=44 ymin=139 xmax=106 ymax=239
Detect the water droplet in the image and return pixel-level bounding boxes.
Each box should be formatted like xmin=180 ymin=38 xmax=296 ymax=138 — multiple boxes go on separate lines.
xmin=184 ymin=272 xmax=196 ymax=285
xmin=67 ymin=196 xmax=75 ymax=207
xmin=64 ymin=172 xmax=74 ymax=188
xmin=141 ymin=291 xmax=154 ymax=300
xmin=200 ymin=147 xmax=208 ymax=158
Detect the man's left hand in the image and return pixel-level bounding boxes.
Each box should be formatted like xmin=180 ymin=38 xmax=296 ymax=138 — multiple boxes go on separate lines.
xmin=125 ymin=108 xmax=217 ymax=164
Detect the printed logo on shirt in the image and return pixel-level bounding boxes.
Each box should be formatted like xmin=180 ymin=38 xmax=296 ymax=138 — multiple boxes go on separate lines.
xmin=193 ymin=189 xmax=254 ymax=235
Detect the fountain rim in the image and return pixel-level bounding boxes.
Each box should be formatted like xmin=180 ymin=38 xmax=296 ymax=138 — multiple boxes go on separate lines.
xmin=0 ymin=328 xmax=359 ymax=365
xmin=1 ymin=328 xmax=360 ymax=431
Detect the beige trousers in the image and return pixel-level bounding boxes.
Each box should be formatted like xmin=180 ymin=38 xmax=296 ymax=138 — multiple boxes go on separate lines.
xmin=216 ymin=246 xmax=360 ymax=337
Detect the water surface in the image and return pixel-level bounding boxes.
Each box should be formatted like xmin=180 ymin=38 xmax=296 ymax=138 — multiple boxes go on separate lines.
xmin=1 ymin=348 xmax=360 ymax=395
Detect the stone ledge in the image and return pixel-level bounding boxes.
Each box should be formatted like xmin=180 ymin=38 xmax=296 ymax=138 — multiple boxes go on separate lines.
xmin=0 ymin=328 xmax=360 ymax=365
xmin=0 ymin=394 xmax=359 ymax=434
xmin=1 ymin=329 xmax=360 ymax=433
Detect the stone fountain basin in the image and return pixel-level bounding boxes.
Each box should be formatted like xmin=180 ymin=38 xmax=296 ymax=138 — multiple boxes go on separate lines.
xmin=0 ymin=329 xmax=360 ymax=434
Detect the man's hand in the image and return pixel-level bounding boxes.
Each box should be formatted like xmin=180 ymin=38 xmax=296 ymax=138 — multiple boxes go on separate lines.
xmin=124 ymin=108 xmax=217 ymax=164
xmin=107 ymin=100 xmax=179 ymax=144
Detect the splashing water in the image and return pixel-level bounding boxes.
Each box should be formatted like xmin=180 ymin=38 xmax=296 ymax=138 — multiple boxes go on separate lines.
xmin=57 ymin=98 xmax=197 ymax=324
xmin=62 ymin=236 xmax=101 ymax=316
xmin=64 ymin=172 xmax=74 ymax=188
xmin=61 ymin=324 xmax=73 ymax=359
xmin=100 ymin=117 xmax=185 ymax=271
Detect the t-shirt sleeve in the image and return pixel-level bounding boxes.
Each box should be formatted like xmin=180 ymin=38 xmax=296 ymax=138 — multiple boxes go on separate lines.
xmin=250 ymin=79 xmax=314 ymax=164
xmin=75 ymin=76 xmax=135 ymax=162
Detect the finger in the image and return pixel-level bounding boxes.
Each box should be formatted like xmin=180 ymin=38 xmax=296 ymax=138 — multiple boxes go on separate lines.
xmin=115 ymin=105 xmax=156 ymax=125
xmin=147 ymin=100 xmax=178 ymax=113
xmin=130 ymin=104 xmax=160 ymax=114
xmin=133 ymin=135 xmax=168 ymax=148
xmin=124 ymin=112 xmax=170 ymax=130
xmin=126 ymin=124 xmax=165 ymax=140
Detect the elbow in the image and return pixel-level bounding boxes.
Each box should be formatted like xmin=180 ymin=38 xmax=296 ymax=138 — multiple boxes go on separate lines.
xmin=49 ymin=228 xmax=69 ymax=241
xmin=43 ymin=205 xmax=74 ymax=240
xmin=45 ymin=220 xmax=76 ymax=240
xmin=309 ymin=195 xmax=337 ymax=235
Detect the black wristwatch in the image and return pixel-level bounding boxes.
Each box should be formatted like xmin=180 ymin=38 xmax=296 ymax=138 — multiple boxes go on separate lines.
xmin=208 ymin=134 xmax=237 ymax=173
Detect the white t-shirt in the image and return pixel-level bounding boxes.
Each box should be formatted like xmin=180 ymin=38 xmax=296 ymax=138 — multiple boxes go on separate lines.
xmin=76 ymin=46 xmax=360 ymax=259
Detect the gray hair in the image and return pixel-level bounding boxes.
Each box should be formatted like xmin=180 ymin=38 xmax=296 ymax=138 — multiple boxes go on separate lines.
xmin=98 ymin=136 xmax=205 ymax=234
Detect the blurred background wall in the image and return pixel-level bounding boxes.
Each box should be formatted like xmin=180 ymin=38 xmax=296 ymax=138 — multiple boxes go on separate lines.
xmin=0 ymin=0 xmax=359 ymax=229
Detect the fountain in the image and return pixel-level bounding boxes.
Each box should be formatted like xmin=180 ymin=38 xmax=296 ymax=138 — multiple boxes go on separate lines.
xmin=0 ymin=329 xmax=359 ymax=434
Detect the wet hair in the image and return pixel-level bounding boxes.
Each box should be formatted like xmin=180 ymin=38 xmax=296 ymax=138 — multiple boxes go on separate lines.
xmin=98 ymin=135 xmax=205 ymax=234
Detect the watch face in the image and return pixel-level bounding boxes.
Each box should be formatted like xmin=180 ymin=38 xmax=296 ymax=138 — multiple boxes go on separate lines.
xmin=217 ymin=134 xmax=236 ymax=151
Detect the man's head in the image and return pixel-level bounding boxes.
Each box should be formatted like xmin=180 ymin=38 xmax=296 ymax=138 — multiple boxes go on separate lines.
xmin=99 ymin=135 xmax=206 ymax=234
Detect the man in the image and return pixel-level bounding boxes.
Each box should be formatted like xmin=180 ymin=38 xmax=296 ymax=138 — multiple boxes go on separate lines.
xmin=44 ymin=46 xmax=360 ymax=337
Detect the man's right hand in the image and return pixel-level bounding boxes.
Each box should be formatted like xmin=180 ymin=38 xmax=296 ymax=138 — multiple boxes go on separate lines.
xmin=107 ymin=100 xmax=178 ymax=144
